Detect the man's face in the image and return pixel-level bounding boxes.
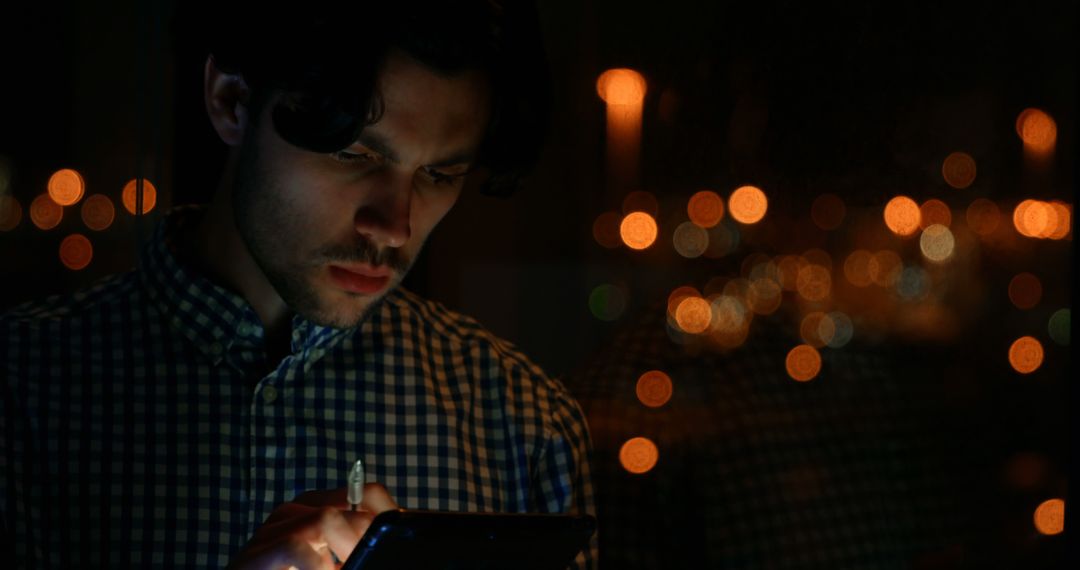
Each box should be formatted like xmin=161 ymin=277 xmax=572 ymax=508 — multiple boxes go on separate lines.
xmin=231 ymin=51 xmax=491 ymax=329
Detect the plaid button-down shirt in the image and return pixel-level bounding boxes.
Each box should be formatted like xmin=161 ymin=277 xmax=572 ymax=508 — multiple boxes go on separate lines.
xmin=1 ymin=205 xmax=597 ymax=568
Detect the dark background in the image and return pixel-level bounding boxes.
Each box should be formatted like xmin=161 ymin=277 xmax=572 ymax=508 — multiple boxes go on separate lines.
xmin=0 ymin=1 xmax=1073 ymax=567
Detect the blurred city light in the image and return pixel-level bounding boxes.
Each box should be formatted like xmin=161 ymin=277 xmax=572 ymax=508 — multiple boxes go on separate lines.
xmin=620 ymin=211 xmax=658 ymax=250
xmin=1008 ymin=336 xmax=1044 ymax=374
xmin=728 ymin=185 xmax=768 ymax=224
xmin=1033 ymin=498 xmax=1065 ymax=536
xmin=59 ymin=233 xmax=93 ymax=271
xmin=673 ymin=221 xmax=709 ymax=258
xmin=47 ymin=168 xmax=85 ymax=206
xmin=884 ymin=196 xmax=921 ymax=236
xmin=687 ymin=190 xmax=725 ymax=228
xmin=941 ymin=152 xmax=976 ymax=189
xmin=122 ymin=178 xmax=157 ymax=215
xmin=619 ymin=437 xmax=659 ymax=475
xmin=589 ymin=284 xmax=628 ymax=322
xmin=80 ymin=194 xmax=116 ymax=231
xmin=636 ymin=370 xmax=674 ymax=408
xmin=786 ymin=344 xmax=822 ymax=382
xmin=1008 ymin=273 xmax=1042 ymax=310
xmin=29 ymin=194 xmax=63 ymax=230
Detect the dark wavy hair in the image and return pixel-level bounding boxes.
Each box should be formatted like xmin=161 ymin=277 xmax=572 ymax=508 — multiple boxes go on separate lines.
xmin=206 ymin=2 xmax=550 ymax=197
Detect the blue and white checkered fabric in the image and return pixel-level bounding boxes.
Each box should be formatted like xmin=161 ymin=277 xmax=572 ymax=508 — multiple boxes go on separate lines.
xmin=1 ymin=205 xmax=597 ymax=568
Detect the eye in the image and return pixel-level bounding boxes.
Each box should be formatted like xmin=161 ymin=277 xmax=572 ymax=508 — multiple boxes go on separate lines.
xmin=330 ymin=150 xmax=381 ymax=165
xmin=422 ymin=167 xmax=467 ymax=187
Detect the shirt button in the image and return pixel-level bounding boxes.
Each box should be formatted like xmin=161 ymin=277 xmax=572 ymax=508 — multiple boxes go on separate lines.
xmin=262 ymin=386 xmax=278 ymax=404
xmin=291 ymin=330 xmax=302 ymax=343
xmin=238 ymin=322 xmax=253 ymax=336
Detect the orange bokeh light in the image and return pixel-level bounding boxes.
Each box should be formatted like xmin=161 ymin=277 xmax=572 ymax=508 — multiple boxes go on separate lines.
xmin=122 ymin=178 xmax=157 ymax=215
xmin=1033 ymin=498 xmax=1065 ymax=536
xmin=966 ymin=198 xmax=1001 ymax=236
xmin=0 ymin=195 xmax=22 ymax=231
xmin=786 ymin=344 xmax=822 ymax=382
xmin=799 ymin=312 xmax=829 ymax=348
xmin=796 ymin=264 xmax=831 ymax=302
xmin=80 ymin=194 xmax=116 ymax=231
xmin=636 ymin=370 xmax=674 ymax=408
xmin=1008 ymin=273 xmax=1042 ymax=310
xmin=919 ymin=199 xmax=952 ymax=229
xmin=59 ymin=233 xmax=93 ymax=270
xmin=667 ymin=286 xmax=701 ymax=318
xmin=747 ymin=278 xmax=782 ymax=315
xmin=1016 ymin=108 xmax=1057 ymax=153
xmin=883 ymin=196 xmax=921 ymax=236
xmin=711 ymin=295 xmax=748 ymax=333
xmin=675 ymin=296 xmax=712 ymax=334
xmin=844 ymin=250 xmax=874 ymax=288
xmin=1008 ymin=336 xmax=1044 ymax=374
xmin=596 ymin=68 xmax=647 ymax=106
xmin=29 ymin=194 xmax=63 ymax=230
xmin=810 ymin=193 xmax=846 ymax=231
xmin=592 ymin=211 xmax=623 ymax=249
xmin=728 ymin=185 xmax=768 ymax=224
xmin=47 ymin=168 xmax=86 ymax=206
xmin=1013 ymin=200 xmax=1055 ymax=238
xmin=1012 ymin=199 xmax=1072 ymax=239
xmin=620 ymin=211 xmax=658 ymax=250
xmin=687 ymin=190 xmax=724 ymax=228
xmin=941 ymin=152 xmax=976 ymax=189
xmin=619 ymin=437 xmax=659 ymax=474
xmin=776 ymin=255 xmax=807 ymax=292
xmin=1044 ymin=201 xmax=1071 ymax=240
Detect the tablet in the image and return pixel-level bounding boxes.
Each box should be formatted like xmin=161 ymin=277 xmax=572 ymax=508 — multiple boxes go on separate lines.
xmin=340 ymin=509 xmax=596 ymax=570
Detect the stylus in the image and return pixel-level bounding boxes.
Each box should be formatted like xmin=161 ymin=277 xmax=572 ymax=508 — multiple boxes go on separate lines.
xmin=348 ymin=459 xmax=365 ymax=511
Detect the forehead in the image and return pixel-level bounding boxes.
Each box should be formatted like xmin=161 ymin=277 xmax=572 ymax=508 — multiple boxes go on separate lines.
xmin=360 ymin=50 xmax=492 ymax=163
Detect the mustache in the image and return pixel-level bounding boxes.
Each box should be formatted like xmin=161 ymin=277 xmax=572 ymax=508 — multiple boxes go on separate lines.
xmin=318 ymin=239 xmax=411 ymax=273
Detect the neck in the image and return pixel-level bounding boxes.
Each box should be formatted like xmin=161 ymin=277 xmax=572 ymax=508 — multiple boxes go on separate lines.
xmin=180 ymin=152 xmax=293 ymax=345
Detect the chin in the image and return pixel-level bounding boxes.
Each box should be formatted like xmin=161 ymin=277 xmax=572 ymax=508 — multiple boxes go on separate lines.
xmin=308 ymin=290 xmax=389 ymax=329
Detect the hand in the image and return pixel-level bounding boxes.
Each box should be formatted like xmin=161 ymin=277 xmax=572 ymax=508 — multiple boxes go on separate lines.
xmin=227 ymin=483 xmax=399 ymax=570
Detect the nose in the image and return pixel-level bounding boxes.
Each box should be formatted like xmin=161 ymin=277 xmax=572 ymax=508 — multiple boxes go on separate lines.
xmin=354 ymin=169 xmax=412 ymax=249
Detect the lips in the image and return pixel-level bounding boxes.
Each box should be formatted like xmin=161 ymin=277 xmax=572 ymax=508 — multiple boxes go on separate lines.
xmin=327 ymin=264 xmax=392 ymax=294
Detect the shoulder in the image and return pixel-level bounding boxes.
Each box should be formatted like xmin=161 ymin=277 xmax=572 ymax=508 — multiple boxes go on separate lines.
xmin=380 ymin=287 xmax=542 ymax=374
xmin=378 ymin=287 xmax=587 ymax=429
xmin=1 ymin=270 xmax=142 ymax=341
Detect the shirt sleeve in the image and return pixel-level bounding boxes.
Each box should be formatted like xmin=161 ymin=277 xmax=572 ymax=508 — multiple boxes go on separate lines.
xmin=531 ymin=379 xmax=599 ymax=570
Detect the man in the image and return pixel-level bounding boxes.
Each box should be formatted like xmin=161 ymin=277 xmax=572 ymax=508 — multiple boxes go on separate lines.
xmin=0 ymin=3 xmax=596 ymax=568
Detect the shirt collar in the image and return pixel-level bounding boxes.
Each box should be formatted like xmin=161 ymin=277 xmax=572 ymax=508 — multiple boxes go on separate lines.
xmin=138 ymin=204 xmax=355 ymax=367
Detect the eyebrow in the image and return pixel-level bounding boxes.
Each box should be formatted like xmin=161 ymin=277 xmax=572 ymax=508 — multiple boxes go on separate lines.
xmin=355 ymin=132 xmax=476 ymax=170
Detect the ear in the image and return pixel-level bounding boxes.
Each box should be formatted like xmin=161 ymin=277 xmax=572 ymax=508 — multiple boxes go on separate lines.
xmin=204 ymin=54 xmax=253 ymax=147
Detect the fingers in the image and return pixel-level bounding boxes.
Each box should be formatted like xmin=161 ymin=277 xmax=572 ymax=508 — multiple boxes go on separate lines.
xmin=359 ymin=482 xmax=399 ymax=514
xmin=231 ymin=483 xmax=400 ymax=570
xmin=309 ymin=506 xmax=365 ymax=563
